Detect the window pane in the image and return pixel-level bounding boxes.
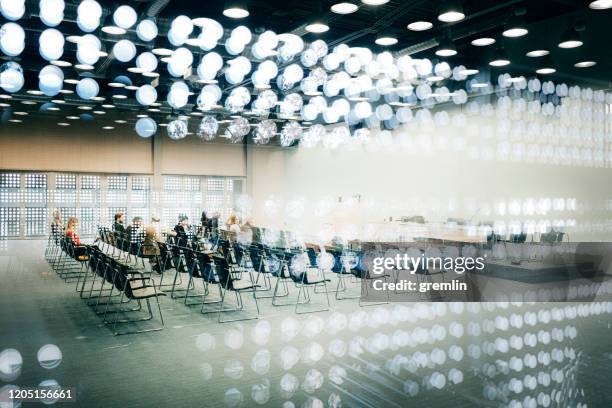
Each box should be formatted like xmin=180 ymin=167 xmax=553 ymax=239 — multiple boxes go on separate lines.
xmin=207 ymin=178 xmax=224 ymax=192
xmin=25 ymin=208 xmax=48 ymax=236
xmin=132 ymin=176 xmax=150 ymax=191
xmin=0 ymin=173 xmax=20 ymax=188
xmin=81 ymin=175 xmax=100 ymax=190
xmin=79 ymin=208 xmax=100 ymax=235
xmin=184 ymin=177 xmax=200 ymax=191
xmin=56 ymin=174 xmax=77 ymax=189
xmin=25 ymin=174 xmax=47 ymax=189
xmin=0 ymin=208 xmax=20 ymax=237
xmin=163 ymin=176 xmax=182 ymax=191
xmin=108 ymin=176 xmax=128 ymax=190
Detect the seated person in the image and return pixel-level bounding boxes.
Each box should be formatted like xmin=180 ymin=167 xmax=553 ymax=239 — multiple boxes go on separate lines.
xmin=50 ymin=209 xmax=64 ymax=241
xmin=207 ymin=212 xmax=220 ymax=240
xmin=226 ymin=213 xmax=241 ymax=234
xmin=142 ymin=226 xmax=161 ymax=272
xmin=113 ymin=212 xmax=126 ymax=234
xmin=126 ymin=216 xmax=145 ymax=253
xmin=173 ymin=215 xmax=192 ymax=247
xmin=65 ymin=217 xmax=88 ymax=259
xmin=198 ymin=210 xmax=209 ymax=238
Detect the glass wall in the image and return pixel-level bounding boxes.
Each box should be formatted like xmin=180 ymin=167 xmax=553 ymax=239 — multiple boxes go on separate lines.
xmin=0 ymin=171 xmax=246 ymax=238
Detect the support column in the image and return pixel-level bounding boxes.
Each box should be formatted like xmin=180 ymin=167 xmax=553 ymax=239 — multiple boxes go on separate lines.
xmin=152 ymin=133 xmax=163 ymax=219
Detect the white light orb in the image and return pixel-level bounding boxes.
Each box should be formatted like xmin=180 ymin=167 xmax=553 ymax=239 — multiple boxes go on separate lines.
xmin=197 ymin=115 xmax=218 ymax=141
xmin=136 ymin=52 xmax=158 ymax=72
xmin=197 ymin=32 xmax=218 ymax=51
xmin=76 ymin=35 xmax=101 ymax=66
xmin=135 ymin=117 xmax=157 ymax=138
xmin=232 ymin=25 xmax=252 ymax=45
xmin=301 ymin=124 xmax=325 ymax=148
xmin=137 ymin=19 xmax=158 ymax=42
xmin=113 ymin=40 xmax=136 ymax=62
xmin=167 ymin=81 xmax=190 ymax=109
xmin=77 ymin=0 xmax=102 ymax=21
xmin=167 ymin=28 xmax=188 ymax=46
xmin=323 ymin=108 xmax=340 ymax=123
xmin=332 ymin=98 xmax=350 ymax=116
xmin=257 ymin=30 xmax=278 ymax=49
xmin=167 ymin=119 xmax=188 ymax=140
xmin=344 ymin=56 xmax=361 ymax=75
xmin=280 ymin=121 xmax=302 ymax=147
xmin=301 ymin=104 xmax=319 ymax=121
xmin=136 ymin=84 xmax=157 ymax=106
xmin=38 ymin=64 xmax=64 ymax=96
xmin=197 ymin=84 xmax=222 ymax=108
xmin=354 ymin=101 xmax=372 ymax=119
xmin=1 ymin=0 xmax=25 ymax=21
xmin=171 ymin=15 xmax=194 ymax=39
xmin=76 ymin=77 xmax=99 ymax=100
xmin=301 ymin=49 xmax=318 ymax=67
xmin=0 ymin=61 xmax=24 ymax=93
xmin=323 ymin=53 xmax=340 ymax=71
xmin=77 ymin=16 xmax=100 ymax=33
xmin=416 ymin=58 xmax=433 ymax=76
xmin=225 ymin=117 xmax=250 ymax=143
xmin=0 ymin=23 xmax=25 ymax=56
xmin=376 ymin=104 xmax=393 ymax=121
xmin=253 ymin=119 xmax=277 ymax=145
xmin=39 ymin=28 xmax=65 ymax=61
xmin=113 ymin=5 xmax=137 ymax=29
xmin=197 ymin=52 xmax=223 ymax=80
xmin=168 ymin=48 xmax=193 ymax=77
xmin=40 ymin=0 xmax=65 ymax=27
xmin=258 ymin=60 xmax=278 ymax=80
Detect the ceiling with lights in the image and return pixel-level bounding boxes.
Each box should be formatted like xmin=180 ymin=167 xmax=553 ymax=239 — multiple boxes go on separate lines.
xmin=0 ymin=0 xmax=610 ymax=146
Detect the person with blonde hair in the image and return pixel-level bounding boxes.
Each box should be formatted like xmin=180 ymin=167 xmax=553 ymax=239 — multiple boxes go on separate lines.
xmin=226 ymin=213 xmax=241 ymax=234
xmin=65 ymin=217 xmax=81 ymax=245
xmin=50 ymin=208 xmax=64 ymax=238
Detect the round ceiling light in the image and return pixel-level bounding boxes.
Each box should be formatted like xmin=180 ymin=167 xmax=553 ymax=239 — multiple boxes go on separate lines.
xmin=305 ymin=22 xmax=330 ymax=33
xmin=407 ymin=21 xmax=433 ymax=31
xmin=362 ymin=0 xmax=390 ymax=5
xmin=471 ymin=37 xmax=495 ymax=46
xmin=574 ymin=61 xmax=596 ymax=68
xmin=526 ymin=49 xmax=549 ymax=57
xmin=589 ymin=0 xmax=612 ymax=9
xmin=331 ymin=2 xmax=358 ymax=14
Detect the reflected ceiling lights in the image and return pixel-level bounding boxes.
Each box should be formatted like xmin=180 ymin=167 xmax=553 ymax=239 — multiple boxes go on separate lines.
xmin=101 ymin=26 xmax=126 ymax=35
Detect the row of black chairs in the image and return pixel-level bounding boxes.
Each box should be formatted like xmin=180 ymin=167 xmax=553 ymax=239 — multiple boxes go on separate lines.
xmin=45 ymin=225 xmax=400 ymax=332
xmin=45 ymin=230 xmax=166 ymax=335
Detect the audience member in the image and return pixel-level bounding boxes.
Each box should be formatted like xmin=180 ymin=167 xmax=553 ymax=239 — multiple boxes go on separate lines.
xmin=226 ymin=213 xmax=241 ymax=234
xmin=50 ymin=209 xmax=64 ymax=239
xmin=174 ymin=215 xmax=192 ymax=247
xmin=113 ymin=212 xmax=126 ymax=234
